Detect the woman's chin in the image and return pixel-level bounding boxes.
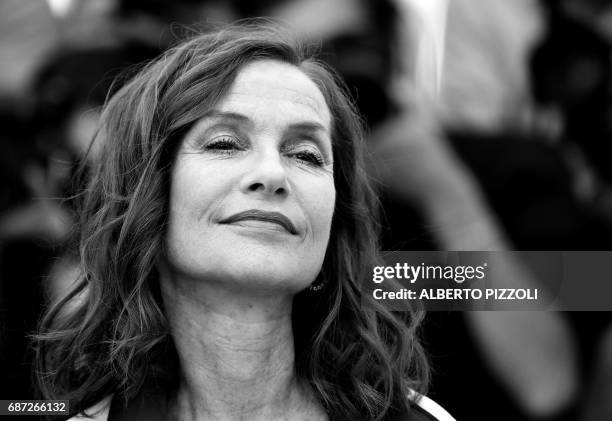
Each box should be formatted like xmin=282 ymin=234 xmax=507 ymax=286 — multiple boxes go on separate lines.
xmin=165 ymin=245 xmax=323 ymax=294
xmin=166 ymin=261 xmax=317 ymax=295
xmin=211 ymin=266 xmax=317 ymax=295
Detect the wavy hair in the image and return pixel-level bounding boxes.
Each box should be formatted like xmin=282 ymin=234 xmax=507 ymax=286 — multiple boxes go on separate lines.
xmin=34 ymin=21 xmax=429 ymax=420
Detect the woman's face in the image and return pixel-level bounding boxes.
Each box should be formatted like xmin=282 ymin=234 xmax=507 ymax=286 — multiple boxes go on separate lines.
xmin=165 ymin=59 xmax=336 ymax=293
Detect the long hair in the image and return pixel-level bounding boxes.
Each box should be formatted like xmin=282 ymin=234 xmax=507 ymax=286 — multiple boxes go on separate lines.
xmin=34 ymin=21 xmax=429 ymax=420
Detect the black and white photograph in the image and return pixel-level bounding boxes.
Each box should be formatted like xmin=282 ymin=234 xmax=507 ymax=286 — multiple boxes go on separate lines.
xmin=1 ymin=0 xmax=611 ymax=420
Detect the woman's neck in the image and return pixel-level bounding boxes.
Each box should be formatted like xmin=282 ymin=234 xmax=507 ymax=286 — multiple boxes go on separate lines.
xmin=161 ymin=278 xmax=326 ymax=421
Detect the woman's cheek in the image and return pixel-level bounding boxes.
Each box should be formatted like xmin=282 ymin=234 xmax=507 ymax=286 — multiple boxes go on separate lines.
xmin=309 ymin=180 xmax=336 ymax=240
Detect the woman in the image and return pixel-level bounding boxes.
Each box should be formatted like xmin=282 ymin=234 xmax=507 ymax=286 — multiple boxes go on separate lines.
xmin=35 ymin=22 xmax=453 ymax=421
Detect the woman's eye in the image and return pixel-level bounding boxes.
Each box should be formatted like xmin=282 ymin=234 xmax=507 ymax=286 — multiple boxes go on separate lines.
xmin=204 ymin=136 xmax=242 ymax=154
xmin=290 ymin=150 xmax=325 ymax=167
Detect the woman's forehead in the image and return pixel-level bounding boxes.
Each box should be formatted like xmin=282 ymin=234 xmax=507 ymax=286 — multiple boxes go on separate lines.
xmin=216 ymin=59 xmax=332 ymax=133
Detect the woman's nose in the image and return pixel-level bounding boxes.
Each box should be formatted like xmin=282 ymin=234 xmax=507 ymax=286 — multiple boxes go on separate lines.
xmin=239 ymin=149 xmax=290 ymax=197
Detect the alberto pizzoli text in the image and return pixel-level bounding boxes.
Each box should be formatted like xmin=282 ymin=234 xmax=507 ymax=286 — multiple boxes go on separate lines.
xmin=373 ymin=288 xmax=539 ymax=301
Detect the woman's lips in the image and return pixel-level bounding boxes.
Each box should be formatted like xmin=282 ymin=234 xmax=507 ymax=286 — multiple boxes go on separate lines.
xmin=219 ymin=210 xmax=298 ymax=235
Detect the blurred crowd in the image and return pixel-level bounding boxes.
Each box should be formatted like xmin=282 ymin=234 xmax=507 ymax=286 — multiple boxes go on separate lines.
xmin=1 ymin=0 xmax=611 ymax=420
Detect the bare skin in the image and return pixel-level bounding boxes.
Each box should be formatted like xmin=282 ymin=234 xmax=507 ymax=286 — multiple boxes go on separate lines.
xmin=161 ymin=278 xmax=327 ymax=421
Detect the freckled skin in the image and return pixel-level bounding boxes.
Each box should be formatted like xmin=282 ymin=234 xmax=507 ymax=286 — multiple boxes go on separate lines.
xmin=165 ymin=60 xmax=336 ymax=294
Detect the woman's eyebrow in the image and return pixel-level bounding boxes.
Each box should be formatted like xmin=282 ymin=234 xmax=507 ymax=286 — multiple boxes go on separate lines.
xmin=286 ymin=121 xmax=329 ymax=135
xmin=285 ymin=122 xmax=332 ymax=147
xmin=203 ymin=111 xmax=327 ymax=132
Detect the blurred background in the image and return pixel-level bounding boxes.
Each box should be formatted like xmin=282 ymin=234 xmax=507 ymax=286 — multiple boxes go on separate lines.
xmin=0 ymin=0 xmax=611 ymax=420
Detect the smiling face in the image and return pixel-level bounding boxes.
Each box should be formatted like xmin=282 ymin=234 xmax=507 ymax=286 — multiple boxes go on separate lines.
xmin=164 ymin=59 xmax=336 ymax=294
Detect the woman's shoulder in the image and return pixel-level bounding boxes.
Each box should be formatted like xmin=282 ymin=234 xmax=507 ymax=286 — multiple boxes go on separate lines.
xmin=408 ymin=391 xmax=456 ymax=421
xmin=67 ymin=396 xmax=112 ymax=421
